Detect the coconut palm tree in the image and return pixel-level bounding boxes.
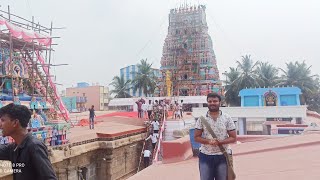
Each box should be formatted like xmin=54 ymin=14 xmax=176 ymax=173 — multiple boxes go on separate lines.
xmin=110 ymin=76 xmax=132 ymax=98
xmin=224 ymin=67 xmax=241 ymax=106
xmin=224 ymin=55 xmax=262 ymax=106
xmin=232 ymin=55 xmax=262 ymax=89
xmin=131 ymin=59 xmax=157 ymax=96
xmin=256 ymin=62 xmax=279 ymax=87
xmin=278 ymin=61 xmax=319 ymax=104
xmin=305 ymin=89 xmax=320 ymax=113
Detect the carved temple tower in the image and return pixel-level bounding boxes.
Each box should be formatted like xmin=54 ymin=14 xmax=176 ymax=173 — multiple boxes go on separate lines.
xmin=159 ymin=5 xmax=221 ymax=96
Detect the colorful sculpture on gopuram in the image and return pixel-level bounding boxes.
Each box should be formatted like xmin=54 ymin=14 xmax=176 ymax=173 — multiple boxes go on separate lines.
xmin=0 ymin=9 xmax=70 ymax=146
xmin=165 ymin=70 xmax=172 ymax=97
xmin=159 ymin=5 xmax=222 ymax=96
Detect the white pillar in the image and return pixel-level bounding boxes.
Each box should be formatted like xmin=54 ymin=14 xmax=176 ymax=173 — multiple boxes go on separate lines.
xmin=238 ymin=118 xmax=246 ymax=135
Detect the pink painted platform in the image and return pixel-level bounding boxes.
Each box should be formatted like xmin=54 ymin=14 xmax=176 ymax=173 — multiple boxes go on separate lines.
xmin=68 ymin=116 xmax=146 ymax=144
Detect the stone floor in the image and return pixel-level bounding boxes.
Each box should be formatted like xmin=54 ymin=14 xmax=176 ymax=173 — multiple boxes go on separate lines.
xmin=129 ymin=133 xmax=320 ymax=180
xmin=68 ymin=116 xmax=146 ymax=143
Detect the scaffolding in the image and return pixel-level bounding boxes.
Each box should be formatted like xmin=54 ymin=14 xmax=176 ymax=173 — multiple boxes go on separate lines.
xmin=160 ymin=5 xmax=221 ymax=97
xmin=0 ymin=6 xmax=69 ymax=122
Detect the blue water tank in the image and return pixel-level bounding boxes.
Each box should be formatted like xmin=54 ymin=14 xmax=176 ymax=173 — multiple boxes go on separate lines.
xmin=77 ymin=82 xmax=90 ymax=88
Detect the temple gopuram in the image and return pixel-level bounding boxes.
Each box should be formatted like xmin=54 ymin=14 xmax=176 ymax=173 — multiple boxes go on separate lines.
xmin=159 ymin=5 xmax=221 ymax=97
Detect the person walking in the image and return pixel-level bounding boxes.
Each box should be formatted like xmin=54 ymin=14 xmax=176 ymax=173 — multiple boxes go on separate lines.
xmin=143 ymin=148 xmax=151 ymax=168
xmin=89 ymin=105 xmax=96 ymax=129
xmin=194 ymin=93 xmax=237 ymax=180
xmin=174 ymin=102 xmax=181 ymax=120
xmin=152 ymin=100 xmax=160 ymax=121
xmin=141 ymin=102 xmax=148 ymax=119
xmin=0 ymin=103 xmax=57 ymax=180
xmin=179 ymin=100 xmax=184 ymax=118
xmin=136 ymin=100 xmax=143 ymax=118
xmin=145 ymin=132 xmax=159 ymax=150
xmin=163 ymin=101 xmax=169 ymax=119
xmin=147 ymin=100 xmax=153 ymax=120
xmin=150 ymin=119 xmax=160 ymax=134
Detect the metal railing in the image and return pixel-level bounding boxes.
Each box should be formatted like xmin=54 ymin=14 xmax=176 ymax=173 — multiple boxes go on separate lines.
xmin=137 ymin=108 xmax=166 ymax=172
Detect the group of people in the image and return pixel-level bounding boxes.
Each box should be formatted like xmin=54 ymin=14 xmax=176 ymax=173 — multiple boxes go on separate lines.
xmin=143 ymin=114 xmax=162 ymax=168
xmin=138 ymin=99 xmax=167 ymax=168
xmin=136 ymin=98 xmax=184 ymax=120
xmin=173 ymin=100 xmax=183 ymax=120
xmin=143 ymin=130 xmax=159 ymax=167
xmin=136 ymin=98 xmax=186 ymax=168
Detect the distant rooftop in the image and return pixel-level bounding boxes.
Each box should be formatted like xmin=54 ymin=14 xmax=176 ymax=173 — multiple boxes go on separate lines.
xmin=77 ymin=82 xmax=90 ymax=88
xmin=239 ymin=86 xmax=302 ymax=96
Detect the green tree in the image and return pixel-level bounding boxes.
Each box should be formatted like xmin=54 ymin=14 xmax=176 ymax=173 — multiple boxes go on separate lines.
xmin=110 ymin=76 xmax=132 ymax=98
xmin=305 ymin=90 xmax=320 ymax=113
xmin=256 ymin=62 xmax=279 ymax=87
xmin=233 ymin=55 xmax=262 ymax=89
xmin=131 ymin=59 xmax=157 ymax=96
xmin=225 ymin=55 xmax=261 ymax=106
xmin=224 ymin=67 xmax=241 ymax=106
xmin=278 ymin=61 xmax=319 ymax=104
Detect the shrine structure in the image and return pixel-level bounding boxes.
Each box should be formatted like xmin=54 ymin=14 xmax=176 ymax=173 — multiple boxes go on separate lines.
xmin=0 ymin=7 xmax=70 ymax=146
xmin=159 ymin=5 xmax=221 ymax=96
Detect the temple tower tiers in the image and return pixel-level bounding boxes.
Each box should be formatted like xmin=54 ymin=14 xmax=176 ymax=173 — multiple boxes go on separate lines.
xmin=159 ymin=5 xmax=221 ymax=96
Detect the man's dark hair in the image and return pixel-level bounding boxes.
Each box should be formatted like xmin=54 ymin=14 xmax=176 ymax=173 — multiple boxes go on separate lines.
xmin=207 ymin=93 xmax=221 ymax=102
xmin=181 ymin=100 xmax=183 ymax=103
xmin=0 ymin=103 xmax=31 ymax=128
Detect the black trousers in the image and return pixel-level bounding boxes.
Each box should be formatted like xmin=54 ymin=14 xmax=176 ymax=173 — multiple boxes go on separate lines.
xmin=152 ymin=143 xmax=156 ymax=150
xmin=144 ymin=157 xmax=150 ymax=167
